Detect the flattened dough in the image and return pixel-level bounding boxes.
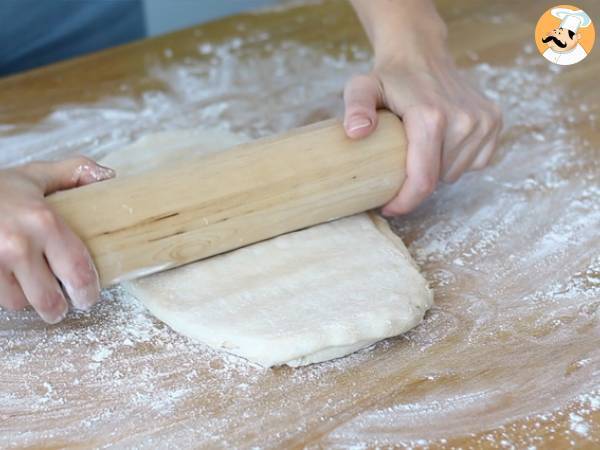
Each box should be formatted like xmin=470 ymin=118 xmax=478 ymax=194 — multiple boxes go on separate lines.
xmin=106 ymin=130 xmax=433 ymax=367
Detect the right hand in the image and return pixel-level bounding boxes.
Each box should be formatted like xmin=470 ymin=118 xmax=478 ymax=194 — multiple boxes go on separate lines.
xmin=0 ymin=157 xmax=115 ymax=323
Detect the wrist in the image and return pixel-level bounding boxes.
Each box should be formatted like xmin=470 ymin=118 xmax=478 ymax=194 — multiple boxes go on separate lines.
xmin=351 ymin=0 xmax=449 ymax=71
xmin=374 ymin=32 xmax=449 ymax=69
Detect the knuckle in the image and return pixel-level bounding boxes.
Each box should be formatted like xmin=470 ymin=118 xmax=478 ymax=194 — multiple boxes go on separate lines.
xmin=26 ymin=203 xmax=60 ymax=231
xmin=0 ymin=231 xmax=30 ymax=261
xmin=454 ymin=111 xmax=476 ymax=135
xmin=418 ymin=105 xmax=446 ymax=131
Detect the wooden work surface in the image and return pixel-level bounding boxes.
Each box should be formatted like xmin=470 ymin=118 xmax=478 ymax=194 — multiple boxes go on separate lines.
xmin=0 ymin=0 xmax=599 ymax=448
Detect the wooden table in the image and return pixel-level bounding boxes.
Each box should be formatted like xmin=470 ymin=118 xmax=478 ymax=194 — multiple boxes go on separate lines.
xmin=1 ymin=1 xmax=598 ymax=448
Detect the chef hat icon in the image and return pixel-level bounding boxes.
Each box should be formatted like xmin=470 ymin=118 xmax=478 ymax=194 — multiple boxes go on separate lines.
xmin=551 ymin=8 xmax=592 ymax=33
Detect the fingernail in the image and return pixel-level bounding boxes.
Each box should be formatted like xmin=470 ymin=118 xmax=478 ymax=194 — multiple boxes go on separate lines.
xmin=41 ymin=297 xmax=69 ymax=325
xmin=76 ymin=163 xmax=115 ymax=183
xmin=67 ymin=285 xmax=100 ymax=311
xmin=92 ymin=164 xmax=116 ymax=180
xmin=347 ymin=117 xmax=372 ymax=133
xmin=45 ymin=307 xmax=68 ymax=325
xmin=66 ymin=261 xmax=101 ymax=312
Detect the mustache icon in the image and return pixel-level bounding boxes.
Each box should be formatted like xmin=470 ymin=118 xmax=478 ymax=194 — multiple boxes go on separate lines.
xmin=542 ymin=35 xmax=567 ymax=48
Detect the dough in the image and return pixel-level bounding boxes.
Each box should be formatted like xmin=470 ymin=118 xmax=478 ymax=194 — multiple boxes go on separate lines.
xmin=101 ymin=128 xmax=243 ymax=176
xmin=105 ymin=130 xmax=433 ymax=367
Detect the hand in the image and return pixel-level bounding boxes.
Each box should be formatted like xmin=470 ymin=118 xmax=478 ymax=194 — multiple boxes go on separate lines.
xmin=0 ymin=157 xmax=115 ymax=323
xmin=343 ymin=6 xmax=502 ymax=216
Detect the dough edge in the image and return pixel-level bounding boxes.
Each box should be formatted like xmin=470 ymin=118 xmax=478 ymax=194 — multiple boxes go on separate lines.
xmin=124 ymin=213 xmax=433 ymax=368
xmin=109 ymin=129 xmax=433 ymax=368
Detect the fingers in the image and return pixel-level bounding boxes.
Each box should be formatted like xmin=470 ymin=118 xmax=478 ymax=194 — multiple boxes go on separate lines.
xmin=43 ymin=215 xmax=100 ymax=311
xmin=19 ymin=156 xmax=115 ymax=195
xmin=0 ymin=221 xmax=68 ymax=323
xmin=0 ymin=269 xmax=27 ymax=311
xmin=0 ymin=202 xmax=101 ymax=323
xmin=441 ymin=101 xmax=503 ymax=181
xmin=11 ymin=244 xmax=69 ymax=325
xmin=0 ymin=157 xmax=106 ymax=324
xmin=382 ymin=106 xmax=444 ymax=216
xmin=343 ymin=74 xmax=383 ymax=139
xmin=20 ymin=202 xmax=101 ymax=312
xmin=470 ymin=125 xmax=501 ymax=171
xmin=470 ymin=108 xmax=503 ymax=171
xmin=439 ymin=110 xmax=477 ymax=180
xmin=443 ymin=120 xmax=494 ymax=182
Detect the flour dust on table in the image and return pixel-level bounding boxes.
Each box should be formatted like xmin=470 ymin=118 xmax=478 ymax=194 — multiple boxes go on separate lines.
xmin=104 ymin=129 xmax=433 ymax=367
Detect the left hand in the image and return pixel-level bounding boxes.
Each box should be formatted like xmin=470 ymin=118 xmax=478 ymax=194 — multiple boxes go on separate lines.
xmin=343 ymin=54 xmax=503 ymax=216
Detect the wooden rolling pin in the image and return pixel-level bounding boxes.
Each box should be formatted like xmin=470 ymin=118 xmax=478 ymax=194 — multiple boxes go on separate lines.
xmin=47 ymin=111 xmax=407 ymax=286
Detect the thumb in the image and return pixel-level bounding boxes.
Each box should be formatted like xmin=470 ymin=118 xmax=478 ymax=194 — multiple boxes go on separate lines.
xmin=343 ymin=74 xmax=382 ymax=139
xmin=20 ymin=156 xmax=115 ymax=195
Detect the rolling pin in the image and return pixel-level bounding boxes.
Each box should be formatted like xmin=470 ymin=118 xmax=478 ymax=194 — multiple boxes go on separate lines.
xmin=47 ymin=111 xmax=407 ymax=287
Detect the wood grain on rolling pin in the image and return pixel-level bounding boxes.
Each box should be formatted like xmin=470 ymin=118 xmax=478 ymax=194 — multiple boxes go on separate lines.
xmin=47 ymin=111 xmax=407 ymax=286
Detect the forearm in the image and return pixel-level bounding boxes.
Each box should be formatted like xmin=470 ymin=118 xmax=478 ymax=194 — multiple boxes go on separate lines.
xmin=349 ymin=0 xmax=448 ymax=65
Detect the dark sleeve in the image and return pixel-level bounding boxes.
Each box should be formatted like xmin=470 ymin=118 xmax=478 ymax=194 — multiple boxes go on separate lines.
xmin=0 ymin=0 xmax=146 ymax=77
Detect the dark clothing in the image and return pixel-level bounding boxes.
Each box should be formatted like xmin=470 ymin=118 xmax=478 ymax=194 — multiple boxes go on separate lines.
xmin=0 ymin=0 xmax=145 ymax=77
